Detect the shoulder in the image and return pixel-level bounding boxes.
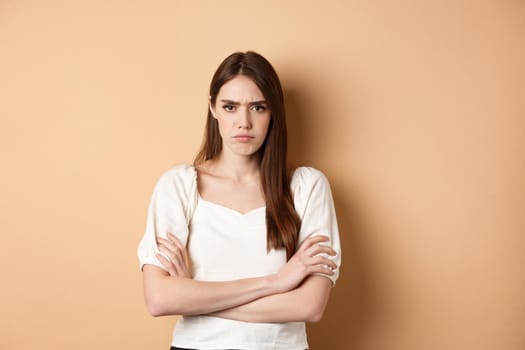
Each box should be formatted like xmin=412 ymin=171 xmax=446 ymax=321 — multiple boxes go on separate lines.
xmin=291 ymin=166 xmax=330 ymax=191
xmin=291 ymin=166 xmax=333 ymax=203
xmin=290 ymin=166 xmax=335 ymax=215
xmin=154 ymin=163 xmax=197 ymax=193
xmin=159 ymin=163 xmax=196 ymax=180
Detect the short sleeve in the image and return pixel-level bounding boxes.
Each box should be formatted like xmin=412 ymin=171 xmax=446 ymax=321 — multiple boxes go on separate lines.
xmin=291 ymin=167 xmax=342 ymax=286
xmin=137 ymin=164 xmax=198 ymax=271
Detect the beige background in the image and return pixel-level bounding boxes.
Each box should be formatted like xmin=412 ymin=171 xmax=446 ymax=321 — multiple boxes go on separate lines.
xmin=1 ymin=1 xmax=524 ymax=349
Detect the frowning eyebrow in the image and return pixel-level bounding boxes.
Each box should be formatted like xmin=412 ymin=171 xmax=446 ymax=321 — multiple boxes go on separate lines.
xmin=219 ymin=99 xmax=267 ymax=105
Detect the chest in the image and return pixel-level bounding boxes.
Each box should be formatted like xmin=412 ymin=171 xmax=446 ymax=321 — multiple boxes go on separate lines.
xmin=197 ymin=173 xmax=265 ymax=215
xmin=187 ymin=199 xmax=287 ymax=281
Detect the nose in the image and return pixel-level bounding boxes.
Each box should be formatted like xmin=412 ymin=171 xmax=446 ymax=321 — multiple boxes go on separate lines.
xmin=237 ymin=107 xmax=252 ymax=129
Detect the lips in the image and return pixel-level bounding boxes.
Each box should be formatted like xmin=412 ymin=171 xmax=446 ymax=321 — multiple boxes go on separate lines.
xmin=233 ymin=135 xmax=254 ymax=142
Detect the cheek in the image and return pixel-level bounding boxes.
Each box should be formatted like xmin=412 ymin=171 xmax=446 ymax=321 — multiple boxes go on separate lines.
xmin=215 ymin=115 xmax=230 ymax=135
xmin=261 ymin=116 xmax=271 ymax=134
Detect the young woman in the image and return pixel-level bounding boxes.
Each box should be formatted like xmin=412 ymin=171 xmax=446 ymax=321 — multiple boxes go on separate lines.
xmin=138 ymin=51 xmax=341 ymax=350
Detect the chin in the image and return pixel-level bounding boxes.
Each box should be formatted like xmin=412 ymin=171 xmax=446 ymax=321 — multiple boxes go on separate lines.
xmin=228 ymin=145 xmax=263 ymax=158
xmin=239 ymin=151 xmax=260 ymax=158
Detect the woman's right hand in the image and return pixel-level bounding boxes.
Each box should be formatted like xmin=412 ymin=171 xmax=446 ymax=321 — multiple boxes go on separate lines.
xmin=156 ymin=232 xmax=192 ymax=278
xmin=272 ymin=234 xmax=337 ymax=293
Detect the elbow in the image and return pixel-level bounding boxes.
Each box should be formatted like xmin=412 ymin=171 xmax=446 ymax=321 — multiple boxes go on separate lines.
xmin=304 ymin=303 xmax=326 ymax=323
xmin=145 ymin=292 xmax=187 ymax=317
xmin=145 ymin=292 xmax=172 ymax=317
xmin=148 ymin=305 xmax=164 ymax=318
xmin=142 ymin=266 xmax=184 ymax=317
xmin=298 ymin=275 xmax=332 ymax=323
xmin=145 ymin=297 xmax=165 ymax=317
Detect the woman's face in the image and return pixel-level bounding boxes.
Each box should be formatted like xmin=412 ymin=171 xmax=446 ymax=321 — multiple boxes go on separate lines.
xmin=210 ymin=75 xmax=271 ymax=159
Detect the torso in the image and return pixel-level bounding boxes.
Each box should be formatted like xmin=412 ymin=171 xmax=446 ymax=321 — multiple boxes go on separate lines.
xmin=174 ymin=166 xmax=306 ymax=349
xmin=137 ymin=164 xmax=332 ymax=349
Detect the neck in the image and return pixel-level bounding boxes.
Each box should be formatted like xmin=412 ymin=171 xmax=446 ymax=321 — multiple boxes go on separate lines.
xmin=212 ymin=151 xmax=261 ymax=182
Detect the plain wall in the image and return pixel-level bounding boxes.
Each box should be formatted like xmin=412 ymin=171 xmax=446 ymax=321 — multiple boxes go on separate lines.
xmin=1 ymin=1 xmax=524 ymax=349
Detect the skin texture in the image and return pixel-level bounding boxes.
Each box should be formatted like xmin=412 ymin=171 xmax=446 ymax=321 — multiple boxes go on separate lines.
xmin=156 ymin=233 xmax=335 ymax=322
xmin=142 ymin=74 xmax=337 ymax=322
xmin=210 ymin=74 xmax=271 ymax=161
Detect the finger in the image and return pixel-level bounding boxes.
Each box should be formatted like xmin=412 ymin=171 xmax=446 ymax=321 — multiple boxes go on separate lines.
xmin=309 ymin=256 xmax=338 ymax=270
xmin=308 ymin=258 xmax=337 ymax=274
xmin=157 ymin=245 xmax=175 ymax=263
xmin=169 ymin=249 xmax=187 ymax=275
xmin=161 ymin=234 xmax=188 ymax=263
xmin=157 ymin=237 xmax=177 ymax=253
xmin=158 ymin=251 xmax=187 ymax=278
xmin=309 ymin=264 xmax=336 ymax=276
xmin=158 ymin=245 xmax=185 ymax=269
xmin=171 ymin=259 xmax=185 ymax=276
xmin=156 ymin=253 xmax=177 ymax=276
xmin=167 ymin=232 xmax=182 ymax=244
xmin=298 ymin=235 xmax=329 ymax=252
xmin=168 ymin=233 xmax=188 ymax=261
xmin=157 ymin=237 xmax=184 ymax=262
xmin=308 ymin=244 xmax=337 ymax=257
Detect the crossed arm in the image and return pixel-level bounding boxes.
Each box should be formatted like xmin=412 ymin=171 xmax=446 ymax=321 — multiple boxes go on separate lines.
xmin=142 ymin=233 xmax=336 ymax=323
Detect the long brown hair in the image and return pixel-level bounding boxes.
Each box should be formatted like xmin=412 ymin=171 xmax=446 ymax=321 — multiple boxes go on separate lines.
xmin=194 ymin=51 xmax=301 ymax=260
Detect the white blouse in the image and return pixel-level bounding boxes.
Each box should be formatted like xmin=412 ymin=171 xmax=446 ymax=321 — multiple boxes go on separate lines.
xmin=138 ymin=164 xmax=341 ymax=350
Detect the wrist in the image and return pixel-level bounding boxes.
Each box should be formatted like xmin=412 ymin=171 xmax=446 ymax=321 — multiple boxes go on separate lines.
xmin=265 ymin=273 xmax=286 ymax=294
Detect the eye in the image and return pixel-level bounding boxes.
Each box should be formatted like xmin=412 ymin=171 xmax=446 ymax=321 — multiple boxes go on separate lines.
xmin=251 ymin=105 xmax=267 ymax=112
xmin=222 ymin=104 xmax=235 ymax=112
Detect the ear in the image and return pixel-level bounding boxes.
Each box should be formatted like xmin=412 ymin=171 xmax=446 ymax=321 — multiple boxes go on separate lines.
xmin=208 ymin=96 xmax=217 ymax=119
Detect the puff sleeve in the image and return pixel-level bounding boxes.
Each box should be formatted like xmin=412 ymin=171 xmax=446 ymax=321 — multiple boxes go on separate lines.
xmin=137 ymin=164 xmax=198 ymax=271
xmin=291 ymin=167 xmax=342 ymax=286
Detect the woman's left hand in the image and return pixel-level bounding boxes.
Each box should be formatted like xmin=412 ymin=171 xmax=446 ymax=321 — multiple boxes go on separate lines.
xmin=156 ymin=232 xmax=191 ymax=278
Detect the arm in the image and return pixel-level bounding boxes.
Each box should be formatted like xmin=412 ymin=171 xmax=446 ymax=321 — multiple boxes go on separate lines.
xmin=143 ymin=234 xmax=336 ymax=317
xmin=210 ymin=275 xmax=333 ymax=323
xmin=143 ymin=264 xmax=279 ymax=317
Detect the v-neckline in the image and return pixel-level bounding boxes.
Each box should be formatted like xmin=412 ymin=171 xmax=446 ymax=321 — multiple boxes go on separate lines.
xmin=197 ymin=196 xmax=266 ymax=217
xmin=193 ymin=165 xmax=266 ymax=217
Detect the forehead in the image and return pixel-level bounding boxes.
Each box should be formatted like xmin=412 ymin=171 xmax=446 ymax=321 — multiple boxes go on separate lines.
xmin=217 ymin=75 xmax=265 ymax=100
